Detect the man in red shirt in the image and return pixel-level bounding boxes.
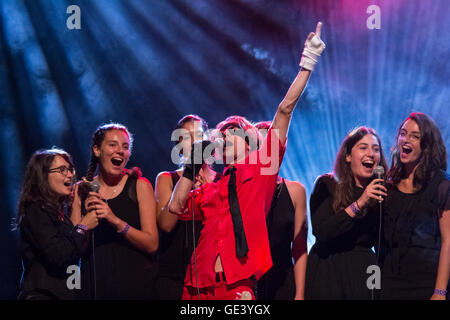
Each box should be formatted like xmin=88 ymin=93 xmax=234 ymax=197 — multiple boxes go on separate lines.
xmin=169 ymin=22 xmax=325 ymax=300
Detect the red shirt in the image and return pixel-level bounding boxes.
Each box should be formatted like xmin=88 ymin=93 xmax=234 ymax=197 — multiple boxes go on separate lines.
xmin=180 ymin=128 xmax=286 ymax=288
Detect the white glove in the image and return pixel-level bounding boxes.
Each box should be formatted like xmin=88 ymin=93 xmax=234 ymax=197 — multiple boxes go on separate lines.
xmin=299 ymin=22 xmax=326 ymax=71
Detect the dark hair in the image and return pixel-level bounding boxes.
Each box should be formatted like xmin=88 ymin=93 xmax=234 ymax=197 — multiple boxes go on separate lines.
xmin=85 ymin=123 xmax=134 ymax=182
xmin=175 ymin=114 xmax=208 ymax=132
xmin=79 ymin=123 xmax=140 ymax=201
xmin=333 ymin=127 xmax=388 ymax=212
xmin=173 ymin=114 xmax=209 ymax=155
xmin=387 ymin=112 xmax=447 ymax=188
xmin=15 ymin=148 xmax=75 ymax=229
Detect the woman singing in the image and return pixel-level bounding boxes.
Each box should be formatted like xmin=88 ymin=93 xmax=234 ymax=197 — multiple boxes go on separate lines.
xmin=381 ymin=112 xmax=449 ymax=300
xmin=17 ymin=148 xmax=98 ymax=300
xmin=72 ymin=123 xmax=158 ymax=299
xmin=305 ymin=127 xmax=388 ymax=299
xmin=154 ymin=114 xmax=219 ymax=299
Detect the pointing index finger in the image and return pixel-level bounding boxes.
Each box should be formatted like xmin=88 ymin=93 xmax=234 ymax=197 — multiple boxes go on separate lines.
xmin=315 ymin=21 xmax=322 ymax=38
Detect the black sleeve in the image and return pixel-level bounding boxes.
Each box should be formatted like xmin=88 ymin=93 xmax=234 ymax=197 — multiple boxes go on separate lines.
xmin=310 ymin=175 xmax=356 ymax=243
xmin=438 ymin=178 xmax=450 ymax=212
xmin=21 ymin=204 xmax=88 ymax=270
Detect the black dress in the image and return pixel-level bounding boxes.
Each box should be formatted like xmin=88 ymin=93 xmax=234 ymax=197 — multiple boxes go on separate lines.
xmin=81 ymin=176 xmax=157 ymax=299
xmin=19 ymin=203 xmax=89 ymax=300
xmin=305 ymin=174 xmax=379 ymax=300
xmin=381 ymin=170 xmax=450 ymax=300
xmin=257 ymin=179 xmax=296 ymax=300
xmin=154 ymin=171 xmax=203 ymax=300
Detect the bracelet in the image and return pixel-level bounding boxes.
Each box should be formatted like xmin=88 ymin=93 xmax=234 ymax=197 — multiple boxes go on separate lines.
xmin=349 ymin=202 xmax=361 ymax=216
xmin=434 ymin=289 xmax=447 ymax=296
xmin=75 ymin=224 xmax=88 ymax=235
xmin=118 ymin=223 xmax=130 ymax=235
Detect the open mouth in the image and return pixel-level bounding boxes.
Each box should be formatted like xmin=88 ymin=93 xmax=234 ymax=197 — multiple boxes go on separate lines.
xmin=63 ymin=181 xmax=72 ymax=187
xmin=402 ymin=145 xmax=413 ymax=154
xmin=111 ymin=157 xmax=124 ymax=166
xmin=362 ymin=160 xmax=374 ymax=169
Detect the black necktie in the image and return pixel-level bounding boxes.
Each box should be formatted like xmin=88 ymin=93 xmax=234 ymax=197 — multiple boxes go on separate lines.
xmin=226 ymin=166 xmax=249 ymax=258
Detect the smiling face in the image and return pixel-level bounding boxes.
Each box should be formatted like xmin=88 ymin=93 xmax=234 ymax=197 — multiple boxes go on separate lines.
xmin=398 ymin=119 xmax=422 ymax=168
xmin=47 ymin=155 xmax=74 ymax=197
xmin=93 ymin=129 xmax=131 ymax=177
xmin=345 ymin=134 xmax=381 ymax=187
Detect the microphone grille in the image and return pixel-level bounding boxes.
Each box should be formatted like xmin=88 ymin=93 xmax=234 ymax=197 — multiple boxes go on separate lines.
xmin=90 ymin=180 xmax=101 ymax=193
xmin=374 ymin=165 xmax=385 ymax=176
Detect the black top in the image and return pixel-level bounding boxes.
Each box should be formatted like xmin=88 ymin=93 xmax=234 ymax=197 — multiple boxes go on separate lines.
xmin=381 ymin=170 xmax=450 ymax=300
xmin=82 ymin=176 xmax=156 ymax=300
xmin=257 ymin=179 xmax=295 ymax=300
xmin=305 ymin=174 xmax=379 ymax=300
xmin=157 ymin=171 xmax=202 ymax=279
xmin=19 ymin=203 xmax=88 ymax=300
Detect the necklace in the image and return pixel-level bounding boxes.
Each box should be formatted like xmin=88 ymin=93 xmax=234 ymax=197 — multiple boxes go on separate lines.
xmin=101 ymin=186 xmax=118 ymax=203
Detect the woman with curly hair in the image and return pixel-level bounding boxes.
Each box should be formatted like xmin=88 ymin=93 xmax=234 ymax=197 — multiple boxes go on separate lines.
xmin=381 ymin=112 xmax=450 ymax=300
xmin=17 ymin=148 xmax=98 ymax=300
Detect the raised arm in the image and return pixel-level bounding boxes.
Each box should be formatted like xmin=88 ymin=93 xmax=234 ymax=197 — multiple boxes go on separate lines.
xmin=272 ymin=22 xmax=325 ymax=145
xmin=168 ymin=176 xmax=194 ymax=216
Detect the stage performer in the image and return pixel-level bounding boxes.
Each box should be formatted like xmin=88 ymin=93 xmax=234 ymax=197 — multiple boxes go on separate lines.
xmin=169 ymin=22 xmax=325 ymax=300
xmin=154 ymin=114 xmax=220 ymax=299
xmin=381 ymin=112 xmax=449 ymax=300
xmin=17 ymin=148 xmax=98 ymax=300
xmin=305 ymin=127 xmax=388 ymax=299
xmin=71 ymin=123 xmax=158 ymax=299
xmin=254 ymin=121 xmax=308 ymax=300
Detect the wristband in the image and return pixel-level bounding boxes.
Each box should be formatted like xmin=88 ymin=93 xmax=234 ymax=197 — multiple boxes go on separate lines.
xmin=118 ymin=223 xmax=130 ymax=235
xmin=434 ymin=289 xmax=447 ymax=296
xmin=75 ymin=224 xmax=88 ymax=235
xmin=349 ymin=202 xmax=362 ymax=217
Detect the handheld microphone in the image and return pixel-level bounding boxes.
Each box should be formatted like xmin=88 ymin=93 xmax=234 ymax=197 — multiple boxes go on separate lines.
xmin=373 ymin=165 xmax=385 ymax=203
xmin=372 ymin=165 xmax=385 ymax=300
xmin=89 ymin=180 xmax=101 ymax=193
xmin=373 ymin=165 xmax=385 ymax=181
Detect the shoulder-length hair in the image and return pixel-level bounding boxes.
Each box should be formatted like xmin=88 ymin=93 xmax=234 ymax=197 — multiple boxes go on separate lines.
xmin=387 ymin=112 xmax=447 ymax=188
xmin=15 ymin=148 xmax=75 ymax=229
xmin=333 ymin=127 xmax=388 ymax=212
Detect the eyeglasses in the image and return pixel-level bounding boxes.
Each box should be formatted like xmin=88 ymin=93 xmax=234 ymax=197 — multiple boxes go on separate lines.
xmin=48 ymin=166 xmax=75 ymax=176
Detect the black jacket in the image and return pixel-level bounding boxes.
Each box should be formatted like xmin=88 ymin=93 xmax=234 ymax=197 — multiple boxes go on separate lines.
xmin=18 ymin=203 xmax=89 ymax=299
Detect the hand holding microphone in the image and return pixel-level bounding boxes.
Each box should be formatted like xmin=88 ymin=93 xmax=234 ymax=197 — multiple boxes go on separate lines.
xmin=183 ymin=140 xmax=214 ymax=181
xmin=357 ymin=166 xmax=388 ymax=208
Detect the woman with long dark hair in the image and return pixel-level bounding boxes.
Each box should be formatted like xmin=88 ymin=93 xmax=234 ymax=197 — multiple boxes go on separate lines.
xmin=16 ymin=148 xmax=98 ymax=300
xmin=305 ymin=127 xmax=388 ymax=299
xmin=71 ymin=123 xmax=158 ymax=299
xmin=154 ymin=114 xmax=220 ymax=299
xmin=381 ymin=112 xmax=449 ymax=300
